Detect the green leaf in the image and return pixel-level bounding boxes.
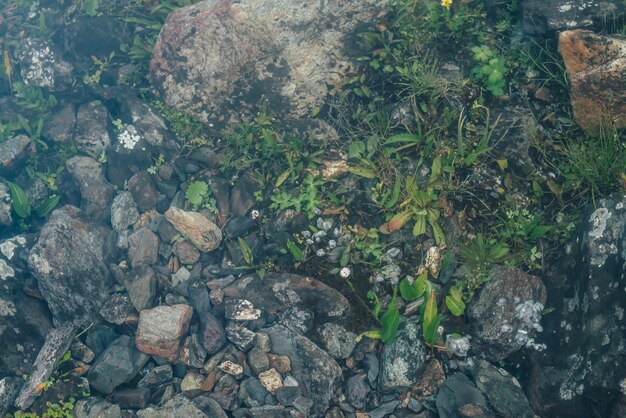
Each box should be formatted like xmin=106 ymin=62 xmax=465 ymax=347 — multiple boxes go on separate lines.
xmin=348 ymin=142 xmax=365 ymax=159
xmin=287 ymin=239 xmax=303 ymax=262
xmin=381 ymin=292 xmax=400 ymax=343
xmin=423 ymin=314 xmax=443 ymax=345
xmin=422 ymin=289 xmax=437 ymax=332
xmin=384 ymin=176 xmax=402 ymax=209
xmin=348 ymin=166 xmax=377 ymax=179
xmin=256 ymin=267 xmax=266 ymax=280
xmin=237 ymin=236 xmax=254 ymax=266
xmin=385 ymin=133 xmax=421 ymax=145
xmin=84 ymin=0 xmax=100 ymax=16
xmin=340 ymin=243 xmax=351 ymax=267
xmin=399 ymin=277 xmax=419 ymax=301
xmin=185 ymin=181 xmax=209 ymax=209
xmin=413 ymin=272 xmax=429 ymax=298
xmin=358 ymin=329 xmax=382 ymax=341
xmin=429 ymin=217 xmax=446 ymax=247
xmin=35 ymin=195 xmax=60 ymax=217
xmin=6 ymin=181 xmax=31 ymax=218
xmin=412 ymin=214 xmax=426 ymax=236
xmin=275 ymin=168 xmax=292 ymax=188
xmin=446 ymin=286 xmax=466 ymax=317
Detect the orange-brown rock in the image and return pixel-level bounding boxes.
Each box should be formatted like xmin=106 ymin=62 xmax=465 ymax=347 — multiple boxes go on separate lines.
xmin=135 ymin=304 xmax=193 ymax=361
xmin=559 ymin=30 xmax=626 ymax=134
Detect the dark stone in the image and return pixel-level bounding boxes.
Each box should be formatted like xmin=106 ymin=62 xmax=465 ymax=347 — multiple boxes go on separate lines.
xmin=28 ymin=205 xmax=113 ymax=326
xmin=74 ymin=397 xmax=122 ymax=418
xmin=188 ymin=280 xmax=211 ymax=319
xmin=192 ymin=396 xmax=229 ymax=418
xmin=128 ymin=172 xmax=159 ymax=213
xmin=0 ymin=183 xmax=12 ymax=226
xmin=363 ymin=352 xmax=379 ymax=387
xmin=489 ymin=106 xmax=535 ymax=177
xmin=112 ymin=387 xmax=151 ymax=409
xmin=0 ymin=134 xmax=32 ymax=175
xmin=85 ymin=325 xmax=119 ymax=358
xmin=210 ymin=374 xmax=239 ymax=411
xmin=279 ymin=306 xmax=313 ymax=335
xmin=99 ymin=293 xmax=135 ymax=325
xmin=136 ymin=394 xmax=208 ymax=417
xmin=75 ymin=100 xmax=111 ymax=157
xmin=346 ymin=373 xmax=370 ymax=410
xmin=66 ymin=156 xmax=115 ymax=221
xmin=208 ymin=177 xmax=231 ymax=220
xmin=379 ymin=320 xmax=427 ymax=392
xmin=467 ymin=359 xmax=534 ymax=418
xmin=226 ymin=322 xmax=256 ymax=352
xmin=249 ymin=405 xmax=289 ymax=418
xmin=0 ymin=377 xmax=22 ymax=416
xmin=468 ymin=266 xmax=547 ymax=361
xmin=224 ymin=216 xmax=256 ymax=239
xmin=173 ymin=239 xmax=201 ymax=265
xmin=318 ymin=322 xmax=357 ymax=359
xmin=43 ymin=105 xmax=75 ymax=144
xmin=18 ymin=38 xmax=73 ymax=91
xmin=138 ymin=365 xmax=173 ymax=389
xmin=264 ymin=325 xmax=343 ymax=415
xmin=201 ymin=312 xmax=227 ymax=354
xmin=248 ymin=347 xmax=270 ymax=375
xmin=124 ymin=266 xmax=157 ymax=312
xmin=128 ymin=227 xmax=159 ymax=267
xmin=275 ymin=386 xmax=301 ymax=406
xmin=239 ymin=377 xmax=271 ymax=408
xmin=230 ymin=174 xmax=257 ymax=217
xmin=522 ymin=0 xmax=626 ymax=34
xmin=180 ymin=334 xmax=208 ymax=368
xmin=111 ymin=192 xmax=140 ymax=231
xmin=436 ymin=373 xmax=488 ymax=418
xmin=368 ymin=400 xmax=400 ymax=418
xmin=87 ymin=335 xmax=149 ymax=395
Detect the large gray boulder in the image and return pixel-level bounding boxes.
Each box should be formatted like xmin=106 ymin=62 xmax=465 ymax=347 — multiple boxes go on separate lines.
xmin=150 ymin=0 xmax=387 ymax=125
xmin=523 ymin=0 xmax=626 ymax=34
xmin=28 ymin=205 xmax=113 ymax=326
xmin=528 ymin=194 xmax=626 ymax=417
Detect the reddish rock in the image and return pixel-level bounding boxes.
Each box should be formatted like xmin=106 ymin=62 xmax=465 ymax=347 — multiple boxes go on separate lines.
xmin=559 ymin=30 xmax=626 ymax=133
xmin=164 ymin=206 xmax=222 ymax=252
xmin=135 ymin=304 xmax=193 ymax=361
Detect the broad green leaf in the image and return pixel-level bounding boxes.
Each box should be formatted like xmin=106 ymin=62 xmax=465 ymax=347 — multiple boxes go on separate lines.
xmin=430 ymin=156 xmax=442 ymax=183
xmin=422 ymin=289 xmax=437 ymax=332
xmin=275 ymin=168 xmax=292 ymax=188
xmin=287 ymin=239 xmax=303 ymax=262
xmin=368 ymin=290 xmax=382 ymax=320
xmin=424 ymin=314 xmax=443 ymax=345
xmin=384 ymin=176 xmax=402 ymax=209
xmin=385 ymin=133 xmax=421 ymax=145
xmin=356 ymin=329 xmax=382 ymax=342
xmin=399 ymin=277 xmax=419 ymax=301
xmin=85 ymin=0 xmax=100 ymax=16
xmin=256 ymin=267 xmax=266 ymax=280
xmin=381 ymin=293 xmax=400 ymax=343
xmin=238 ymin=236 xmax=254 ymax=266
xmin=35 ymin=195 xmax=60 ymax=217
xmin=446 ymin=290 xmax=466 ymax=317
xmin=348 ymin=166 xmax=377 ymax=179
xmin=412 ymin=214 xmax=426 ymax=236
xmin=340 ymin=243 xmax=351 ymax=267
xmin=413 ymin=272 xmax=429 ymax=298
xmin=429 ymin=217 xmax=446 ymax=246
xmin=6 ymin=181 xmax=31 ymax=218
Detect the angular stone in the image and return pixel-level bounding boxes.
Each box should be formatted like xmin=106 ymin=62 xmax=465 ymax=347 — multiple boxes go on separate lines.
xmin=99 ymin=293 xmax=135 ymax=325
xmin=379 ymin=320 xmax=427 ymax=392
xmin=74 ymin=397 xmax=122 ymax=418
xmin=267 ymin=354 xmax=291 ymax=374
xmin=224 ymin=298 xmax=261 ymax=320
xmin=138 ymin=365 xmax=173 ymax=389
xmin=0 ymin=377 xmax=22 ymax=416
xmin=75 ymin=101 xmax=111 ymax=156
xmin=275 ymin=386 xmax=301 ymax=406
xmin=559 ymin=30 xmax=626 ymax=134
xmin=346 ymin=373 xmax=370 ymax=410
xmin=264 ymin=325 xmax=342 ymax=414
xmin=18 ymin=38 xmax=73 ymax=90
xmin=112 ymin=387 xmax=151 ymax=409
xmin=87 ymin=335 xmax=149 ymax=395
xmin=173 ymin=239 xmax=201 ymax=265
xmin=124 ymin=266 xmax=157 ymax=312
xmin=43 ymin=105 xmax=76 ymax=145
xmin=258 ymin=368 xmax=282 ymax=394
xmin=136 ymin=304 xmax=193 ymax=361
xmin=239 ymin=377 xmax=269 ymax=408
xmin=218 ymin=360 xmax=244 ymax=376
xmin=180 ymin=334 xmax=207 ymax=368
xmin=436 ymin=373 xmax=488 ymax=418
xmin=111 ymin=191 xmax=139 ymax=231
xmin=182 ymin=373 xmax=206 ymax=397
xmin=248 ymin=347 xmax=270 ymax=375
xmin=137 ymin=394 xmax=208 ymax=418
xmin=201 ymin=312 xmax=227 ymax=354
xmin=523 ymin=0 xmax=626 ymax=34
xmin=225 ymin=322 xmax=256 ymax=352
xmin=192 ymin=396 xmax=228 ymax=418
xmin=164 ymin=206 xmax=222 ymax=252
xmin=28 ymin=205 xmax=113 ymax=325
xmin=0 ymin=134 xmax=31 ymax=174
xmin=128 ymin=172 xmax=159 ymax=213
xmin=318 ymin=322 xmax=357 ymax=360
xmin=172 ymin=266 xmax=191 ymax=287
xmin=66 ymin=156 xmax=114 ymax=221
xmin=128 ymin=227 xmax=159 ymax=267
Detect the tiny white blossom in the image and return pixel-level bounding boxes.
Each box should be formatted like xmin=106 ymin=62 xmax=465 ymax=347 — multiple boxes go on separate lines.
xmin=340 ymin=267 xmax=351 ymax=279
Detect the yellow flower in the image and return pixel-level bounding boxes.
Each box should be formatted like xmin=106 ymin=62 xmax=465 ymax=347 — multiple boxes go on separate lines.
xmin=441 ymin=0 xmax=453 ymax=9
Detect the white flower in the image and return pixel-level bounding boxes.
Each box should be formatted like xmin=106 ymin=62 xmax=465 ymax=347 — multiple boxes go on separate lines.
xmin=340 ymin=267 xmax=351 ymax=279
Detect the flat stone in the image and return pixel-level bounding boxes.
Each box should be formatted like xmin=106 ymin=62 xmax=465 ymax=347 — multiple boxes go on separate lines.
xmin=66 ymin=156 xmax=115 ymax=221
xmin=180 ymin=334 xmax=208 ymax=368
xmin=173 ymin=239 xmax=201 ymax=265
xmin=112 ymin=387 xmax=151 ymax=409
xmin=248 ymin=347 xmax=270 ymax=375
xmin=267 ymin=354 xmax=291 ymax=374
xmin=75 ymin=100 xmax=111 ymax=156
xmin=0 ymin=377 xmax=22 ymax=416
xmin=137 ymin=394 xmax=208 ymax=418
xmin=201 ymin=312 xmax=227 ymax=354
xmin=224 ymin=298 xmax=261 ymax=320
xmin=218 ymin=360 xmax=244 ymax=376
xmin=346 ymin=373 xmax=370 ymax=410
xmin=164 ymin=206 xmax=222 ymax=252
xmin=172 ymin=266 xmax=191 ymax=287
xmin=128 ymin=172 xmax=159 ymax=213
xmin=225 ymin=322 xmax=256 ymax=352
xmin=74 ymin=397 xmax=122 ymax=418
xmin=111 ymin=191 xmax=139 ymax=231
xmin=0 ymin=134 xmax=31 ymax=174
xmin=136 ymin=304 xmax=193 ymax=361
xmin=124 ymin=266 xmax=157 ymax=312
xmin=379 ymin=320 xmax=427 ymax=392
xmin=275 ymin=386 xmax=301 ymax=406
xmin=239 ymin=377 xmax=270 ymax=408
xmin=258 ymin=368 xmax=282 ymax=394
xmin=138 ymin=365 xmax=173 ymax=389
xmin=128 ymin=227 xmax=159 ymax=267
xmin=436 ymin=373 xmax=488 ymax=418
xmin=318 ymin=322 xmax=357 ymax=360
xmin=182 ymin=373 xmax=206 ymax=397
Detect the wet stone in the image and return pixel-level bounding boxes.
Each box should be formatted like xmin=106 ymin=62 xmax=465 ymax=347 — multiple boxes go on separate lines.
xmin=128 ymin=227 xmax=159 ymax=267
xmin=173 ymin=239 xmax=201 ymax=265
xmin=43 ymin=105 xmax=76 ymax=144
xmin=135 ymin=304 xmax=193 ymax=361
xmin=182 ymin=373 xmax=206 ymax=398
xmin=258 ymin=368 xmax=283 ymax=394
xmin=87 ymin=335 xmax=149 ymax=395
xmin=0 ymin=134 xmax=31 ymax=174
xmin=74 ymin=397 xmax=122 ymax=418
xmin=66 ymin=156 xmax=114 ymax=221
xmin=165 ymin=206 xmax=222 ymax=252
xmin=239 ymin=377 xmax=270 ymax=408
xmin=275 ymin=386 xmax=301 ymax=406
xmin=181 ymin=334 xmax=208 ymax=368
xmin=248 ymin=347 xmax=270 ymax=375
xmin=346 ymin=373 xmax=370 ymax=410
xmin=318 ymin=322 xmax=357 ymax=360
xmin=379 ymin=320 xmax=427 ymax=392
xmin=279 ymin=306 xmax=314 ymax=334
xmin=138 ymin=365 xmax=173 ymax=389
xmin=225 ymin=298 xmax=261 ymax=321
xmin=226 ymin=322 xmax=256 ymax=352
xmin=111 ymin=191 xmax=139 ymax=231
xmin=128 ymin=172 xmax=159 ymax=213
xmin=112 ymin=387 xmax=151 ymax=409
xmin=201 ymin=312 xmax=227 ymax=354
xmin=75 ymin=101 xmax=111 ymax=156
xmin=99 ymin=293 xmax=135 ymax=325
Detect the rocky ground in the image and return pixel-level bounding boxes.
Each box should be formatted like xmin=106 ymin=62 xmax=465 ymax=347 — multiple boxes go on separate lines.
xmin=0 ymin=0 xmax=626 ymax=417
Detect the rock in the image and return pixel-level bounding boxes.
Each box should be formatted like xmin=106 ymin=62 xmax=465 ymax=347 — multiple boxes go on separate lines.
xmin=87 ymin=335 xmax=149 ymax=395
xmin=18 ymin=38 xmax=73 ymax=91
xmin=436 ymin=373 xmax=489 ymax=418
xmin=188 ymin=280 xmax=211 ymax=319
xmin=346 ymin=373 xmax=370 ymax=410
xmin=248 ymin=347 xmax=270 ymax=375
xmin=225 ymin=322 xmax=256 ymax=352
xmin=182 ymin=373 xmax=206 ymax=397
xmin=363 ymin=352 xmax=379 ymax=387
xmin=379 ymin=320 xmax=427 ymax=392
xmin=279 ymin=306 xmax=314 ymax=334
xmin=559 ymin=30 xmax=626 ymax=134
xmin=110 ymin=191 xmax=139 ymax=231
xmin=137 ymin=394 xmax=209 ymax=418
xmin=0 ymin=377 xmax=22 ymax=416
xmin=180 ymin=334 xmax=208 ymax=368
xmin=74 ymin=397 xmax=122 ymax=418
xmin=249 ymin=405 xmax=289 ymax=418
xmin=99 ymin=293 xmax=135 ymax=325
xmin=267 ymin=354 xmax=291 ymax=374
xmin=75 ymin=101 xmax=111 ymax=156
xmin=164 ymin=206 xmax=222 ymax=252
xmin=258 ymin=368 xmax=282 ymax=394
xmin=225 ymin=298 xmax=261 ymax=321
xmin=254 ymin=332 xmax=272 ymax=353
xmin=467 ymin=359 xmax=534 ymax=418
xmin=172 ymin=266 xmax=191 ymax=287
xmin=43 ymin=105 xmax=76 ymax=144
xmin=0 ymin=183 xmax=12 ymax=226
xmin=318 ymin=322 xmax=357 ymax=360
xmin=85 ymin=325 xmax=119 ymax=358
xmin=128 ymin=227 xmax=159 ymax=267
xmin=264 ymin=324 xmax=343 ymax=414
xmin=201 ymin=312 xmax=227 ymax=354
xmin=112 ymin=387 xmax=151 ymax=409
xmin=368 ymin=400 xmax=400 ymax=418
xmin=66 ymin=156 xmax=114 ymax=220
xmin=489 ymin=106 xmax=535 ymax=177
xmin=528 ymin=194 xmax=626 ymax=417
xmin=467 ymin=266 xmax=547 ymax=361
xmin=128 ymin=172 xmax=159 ymax=213
xmin=219 ymin=360 xmax=244 ymax=376
xmin=28 ymin=205 xmax=113 ymax=325
xmin=151 ymin=0 xmax=387 ymax=125
xmin=136 ymin=304 xmax=193 ymax=361
xmin=293 ymin=397 xmax=314 ymax=415
xmin=523 ymin=0 xmax=626 ymax=34
xmin=123 ymin=266 xmax=157 ymax=312
xmin=192 ymin=396 xmax=229 ymax=418
xmin=210 ymin=374 xmax=239 ymax=410
xmin=239 ymin=377 xmax=270 ymax=407
xmin=138 ymin=365 xmax=173 ymax=389
xmin=173 ymin=239 xmax=201 ymax=265
xmin=0 ymin=134 xmax=32 ymax=174
xmin=411 ymin=358 xmax=446 ymax=401
xmin=275 ymin=386 xmax=300 ymax=406
xmin=224 ymin=272 xmax=350 ymax=322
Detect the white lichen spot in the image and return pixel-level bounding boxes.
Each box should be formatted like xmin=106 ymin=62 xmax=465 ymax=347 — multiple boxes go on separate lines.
xmin=588 ymin=208 xmax=610 ymax=239
xmin=602 ymin=334 xmax=610 ymax=346
xmin=0 ymin=298 xmax=16 ymax=316
xmin=118 ymin=125 xmax=142 ymax=150
xmin=0 ymin=241 xmax=17 ymax=260
xmin=0 ymin=259 xmax=15 ymax=280
xmin=620 ymin=378 xmax=626 ymax=394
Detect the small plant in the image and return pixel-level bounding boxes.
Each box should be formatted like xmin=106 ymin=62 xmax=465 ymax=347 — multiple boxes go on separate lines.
xmin=456 ymin=233 xmax=509 ymax=296
xmin=11 ymin=397 xmax=75 ymax=418
xmin=471 ymin=45 xmax=507 ymax=96
xmin=82 ymin=51 xmax=115 ymax=87
xmin=185 ymin=180 xmax=217 ymax=212
xmin=147 ymin=154 xmax=166 ymax=175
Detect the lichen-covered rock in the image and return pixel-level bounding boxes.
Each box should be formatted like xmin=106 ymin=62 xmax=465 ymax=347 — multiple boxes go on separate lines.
xmin=110 ymin=191 xmax=140 ymax=231
xmin=0 ymin=183 xmax=12 ymax=226
xmin=18 ymin=38 xmax=74 ymax=91
xmin=528 ymin=193 xmax=626 ymax=417
xmin=137 ymin=394 xmax=209 ymax=418
xmin=66 ymin=156 xmax=114 ymax=221
xmin=164 ymin=206 xmax=222 ymax=252
xmin=75 ymin=100 xmax=111 ymax=156
xmin=74 ymin=397 xmax=122 ymax=418
xmin=28 ymin=205 xmax=113 ymax=326
xmin=468 ymin=266 xmax=547 ymax=361
xmin=379 ymin=320 xmax=427 ymax=392
xmin=150 ymin=0 xmax=387 ymax=125
xmin=0 ymin=135 xmax=32 ymax=175
xmin=559 ymin=30 xmax=626 ymax=134
xmin=43 ymin=105 xmax=76 ymax=144
xmin=523 ymin=0 xmax=626 ymax=34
